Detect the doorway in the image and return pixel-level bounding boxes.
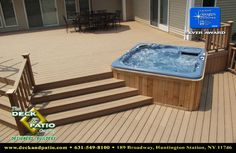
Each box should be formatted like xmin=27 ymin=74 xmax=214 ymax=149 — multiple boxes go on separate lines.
xmin=150 ymin=0 xmax=169 ymax=31
xmin=24 ymin=0 xmax=58 ymax=28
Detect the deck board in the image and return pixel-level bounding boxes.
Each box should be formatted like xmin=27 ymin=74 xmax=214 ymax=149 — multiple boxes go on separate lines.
xmin=86 ymin=114 xmax=116 ymax=143
xmin=228 ymin=73 xmax=236 ymax=142
xmin=218 ymin=73 xmax=225 ymax=142
xmin=125 ymin=105 xmax=155 ymax=143
xmin=223 ymin=73 xmax=233 ymax=142
xmin=176 ymin=111 xmax=191 ymax=143
xmin=168 ymin=110 xmax=185 ymax=143
xmin=104 ymin=109 xmax=139 ymax=143
xmin=118 ymin=106 xmax=149 ymax=143
xmin=192 ymin=76 xmax=209 ymax=142
xmin=152 ymin=107 xmax=172 ymax=142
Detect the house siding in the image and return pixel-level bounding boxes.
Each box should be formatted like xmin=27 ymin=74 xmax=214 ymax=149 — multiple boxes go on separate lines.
xmin=169 ymin=0 xmax=187 ymax=37
xmin=132 ymin=0 xmax=149 ymax=24
xmin=216 ymin=0 xmax=236 ymax=35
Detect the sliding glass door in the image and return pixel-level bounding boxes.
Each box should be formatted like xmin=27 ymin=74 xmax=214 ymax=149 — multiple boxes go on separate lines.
xmin=24 ymin=0 xmax=58 ymax=28
xmin=0 ymin=0 xmax=17 ymax=27
xmin=40 ymin=0 xmax=58 ymax=26
xmin=79 ymin=0 xmax=90 ymax=14
xmin=150 ymin=0 xmax=169 ymax=31
xmin=150 ymin=0 xmax=158 ymax=26
xmin=65 ymin=0 xmax=77 ymax=19
xmin=24 ymin=0 xmax=43 ymax=27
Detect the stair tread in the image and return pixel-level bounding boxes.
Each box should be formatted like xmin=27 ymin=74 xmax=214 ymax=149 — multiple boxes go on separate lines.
xmin=0 ymin=82 xmax=12 ymax=94
xmin=33 ymin=78 xmax=125 ymax=98
xmin=47 ymin=95 xmax=152 ymax=121
xmin=35 ymin=87 xmax=138 ymax=109
xmin=0 ymin=109 xmax=16 ymax=125
xmin=0 ymin=95 xmax=11 ymax=108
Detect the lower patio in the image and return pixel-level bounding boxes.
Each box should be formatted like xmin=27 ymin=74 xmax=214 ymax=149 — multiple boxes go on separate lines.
xmin=0 ymin=21 xmax=235 ymax=143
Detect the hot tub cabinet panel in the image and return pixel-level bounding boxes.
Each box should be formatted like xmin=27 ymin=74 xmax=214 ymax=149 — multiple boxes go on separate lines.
xmin=112 ymin=68 xmax=203 ymax=111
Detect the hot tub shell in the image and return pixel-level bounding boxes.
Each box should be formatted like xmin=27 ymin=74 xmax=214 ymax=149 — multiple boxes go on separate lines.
xmin=112 ymin=44 xmax=207 ymax=111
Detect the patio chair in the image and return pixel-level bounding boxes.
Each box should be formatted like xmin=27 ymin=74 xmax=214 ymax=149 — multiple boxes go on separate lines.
xmin=115 ymin=10 xmax=122 ymax=26
xmin=63 ymin=16 xmax=79 ymax=33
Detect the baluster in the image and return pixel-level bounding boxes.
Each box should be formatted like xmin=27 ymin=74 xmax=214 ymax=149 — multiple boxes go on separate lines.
xmin=22 ymin=53 xmax=35 ymax=87
xmin=19 ymin=80 xmax=28 ymax=108
xmin=16 ymin=89 xmax=25 ymax=111
xmin=22 ymin=70 xmax=30 ymax=101
xmin=6 ymin=89 xmax=27 ymax=135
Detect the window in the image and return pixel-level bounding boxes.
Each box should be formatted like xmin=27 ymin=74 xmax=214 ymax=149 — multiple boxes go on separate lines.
xmin=203 ymin=0 xmax=215 ymax=7
xmin=65 ymin=0 xmax=76 ymax=19
xmin=0 ymin=0 xmax=17 ymax=26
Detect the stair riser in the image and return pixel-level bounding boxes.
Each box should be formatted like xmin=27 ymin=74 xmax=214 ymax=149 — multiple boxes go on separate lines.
xmin=39 ymin=90 xmax=139 ymax=115
xmin=0 ymin=119 xmax=18 ymax=130
xmin=0 ymin=78 xmax=15 ymax=86
xmin=0 ymin=90 xmax=6 ymax=95
xmin=35 ymin=72 xmax=113 ymax=91
xmin=32 ymin=81 xmax=125 ymax=104
xmin=0 ymin=104 xmax=11 ymax=112
xmin=49 ymin=99 xmax=153 ymax=126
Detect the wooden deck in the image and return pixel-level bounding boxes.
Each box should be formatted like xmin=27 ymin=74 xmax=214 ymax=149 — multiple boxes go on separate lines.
xmin=0 ymin=21 xmax=204 ymax=85
xmin=0 ymin=72 xmax=236 ymax=143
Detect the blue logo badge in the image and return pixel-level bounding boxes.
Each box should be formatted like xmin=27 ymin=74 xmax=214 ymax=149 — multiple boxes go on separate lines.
xmin=190 ymin=7 xmax=221 ymax=29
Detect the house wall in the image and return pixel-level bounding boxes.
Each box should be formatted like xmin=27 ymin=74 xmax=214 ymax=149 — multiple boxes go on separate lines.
xmin=169 ymin=0 xmax=187 ymax=37
xmin=132 ymin=0 xmax=150 ymax=24
xmin=216 ymin=0 xmax=236 ymax=35
xmin=125 ymin=0 xmax=134 ymax=20
xmin=91 ymin=0 xmax=122 ymax=12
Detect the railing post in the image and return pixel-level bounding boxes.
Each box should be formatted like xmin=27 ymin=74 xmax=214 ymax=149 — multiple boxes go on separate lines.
xmin=6 ymin=89 xmax=28 ymax=136
xmin=226 ymin=21 xmax=234 ymax=50
xmin=22 ymin=53 xmax=35 ymax=87
xmin=205 ymin=34 xmax=211 ymax=52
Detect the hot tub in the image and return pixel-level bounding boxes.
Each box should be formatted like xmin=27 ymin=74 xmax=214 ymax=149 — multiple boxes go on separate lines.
xmin=112 ymin=43 xmax=207 ymax=111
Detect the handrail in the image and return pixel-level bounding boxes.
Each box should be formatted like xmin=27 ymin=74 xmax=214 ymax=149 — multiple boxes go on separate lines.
xmin=198 ymin=21 xmax=234 ymax=52
xmin=228 ymin=43 xmax=236 ymax=74
xmin=6 ymin=53 xmax=35 ymax=135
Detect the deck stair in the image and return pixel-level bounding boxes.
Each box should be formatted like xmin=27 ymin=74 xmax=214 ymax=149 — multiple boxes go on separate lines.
xmin=32 ymin=72 xmax=153 ymax=126
xmin=0 ymin=83 xmax=17 ymax=129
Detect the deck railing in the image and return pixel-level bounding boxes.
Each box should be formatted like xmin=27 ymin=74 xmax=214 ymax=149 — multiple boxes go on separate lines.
xmin=228 ymin=43 xmax=236 ymax=74
xmin=199 ymin=21 xmax=234 ymax=52
xmin=6 ymin=53 xmax=35 ymax=135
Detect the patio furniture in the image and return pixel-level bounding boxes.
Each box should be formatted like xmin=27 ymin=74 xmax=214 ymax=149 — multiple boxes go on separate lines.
xmin=74 ymin=12 xmax=117 ymax=31
xmin=114 ymin=10 xmax=121 ymax=26
xmin=63 ymin=16 xmax=79 ymax=32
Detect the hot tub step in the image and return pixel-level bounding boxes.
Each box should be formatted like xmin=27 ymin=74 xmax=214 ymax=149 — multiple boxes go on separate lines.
xmin=36 ymin=87 xmax=139 ymax=115
xmin=0 ymin=109 xmax=17 ymax=130
xmin=46 ymin=95 xmax=153 ymax=126
xmin=32 ymin=78 xmax=126 ymax=104
xmin=0 ymin=95 xmax=11 ymax=112
xmin=35 ymin=72 xmax=113 ymax=91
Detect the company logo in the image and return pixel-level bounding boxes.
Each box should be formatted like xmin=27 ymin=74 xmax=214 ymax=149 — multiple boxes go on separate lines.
xmin=12 ymin=107 xmax=56 ymax=135
xmin=190 ymin=7 xmax=221 ymax=29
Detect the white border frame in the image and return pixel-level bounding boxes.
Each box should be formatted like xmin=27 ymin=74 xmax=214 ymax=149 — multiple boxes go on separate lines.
xmin=149 ymin=0 xmax=169 ymax=32
xmin=64 ymin=0 xmax=78 ymax=20
xmin=0 ymin=0 xmax=18 ymax=28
